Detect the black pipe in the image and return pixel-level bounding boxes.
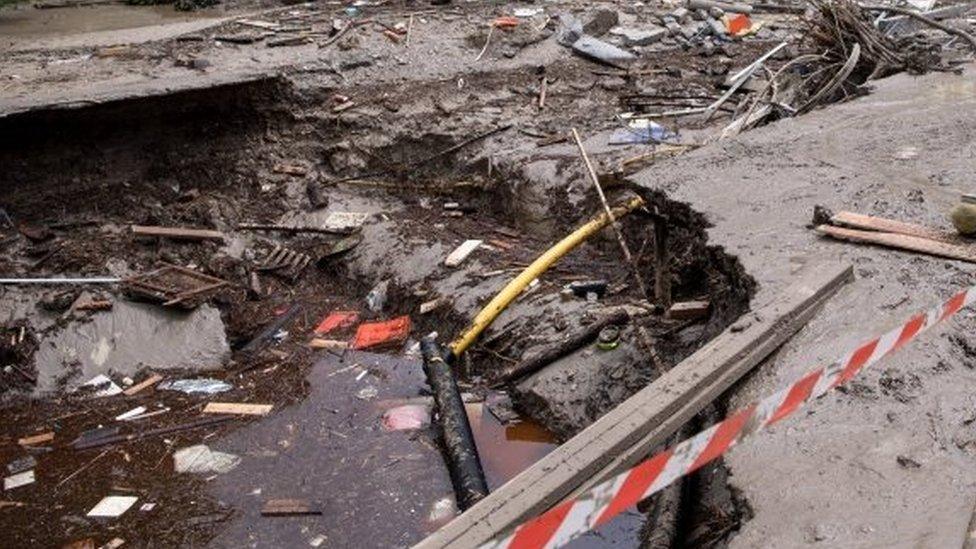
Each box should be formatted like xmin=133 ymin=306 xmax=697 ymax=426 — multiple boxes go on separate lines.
xmin=421 ymin=338 xmax=489 ymax=509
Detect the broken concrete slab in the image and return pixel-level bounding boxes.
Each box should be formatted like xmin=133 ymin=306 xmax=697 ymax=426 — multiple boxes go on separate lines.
xmin=571 ymin=35 xmax=636 ymax=69
xmin=33 ymin=302 xmax=229 ymax=394
xmin=610 ymin=26 xmax=668 ymax=46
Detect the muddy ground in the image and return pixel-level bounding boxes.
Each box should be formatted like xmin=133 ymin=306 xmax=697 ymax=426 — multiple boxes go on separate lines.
xmin=2 ymin=0 xmax=975 ymax=547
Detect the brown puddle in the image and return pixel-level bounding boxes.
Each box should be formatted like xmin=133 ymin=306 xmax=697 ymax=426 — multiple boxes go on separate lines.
xmin=465 ymin=402 xmax=559 ymax=491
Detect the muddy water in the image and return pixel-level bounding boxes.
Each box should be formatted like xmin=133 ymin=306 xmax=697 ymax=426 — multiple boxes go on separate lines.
xmin=33 ymin=300 xmax=228 ymax=393
xmin=201 ymin=349 xmax=589 ymax=548
xmin=465 ymin=402 xmax=558 ymax=491
xmin=206 ymin=350 xmax=456 ymax=548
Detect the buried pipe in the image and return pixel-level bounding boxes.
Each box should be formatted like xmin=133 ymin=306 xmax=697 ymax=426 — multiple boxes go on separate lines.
xmin=421 ymin=338 xmax=489 ymax=510
xmin=447 ymin=196 xmax=646 ymax=362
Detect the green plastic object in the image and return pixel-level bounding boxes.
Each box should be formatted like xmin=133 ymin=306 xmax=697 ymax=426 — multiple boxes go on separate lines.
xmin=596 ymin=325 xmax=620 ymax=351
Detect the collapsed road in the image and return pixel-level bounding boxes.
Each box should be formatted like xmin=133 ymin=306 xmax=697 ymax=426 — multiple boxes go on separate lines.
xmin=1 ymin=0 xmax=976 ymax=547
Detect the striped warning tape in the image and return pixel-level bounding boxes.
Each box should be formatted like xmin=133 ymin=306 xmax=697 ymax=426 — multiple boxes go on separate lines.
xmin=483 ymin=286 xmax=976 ymax=549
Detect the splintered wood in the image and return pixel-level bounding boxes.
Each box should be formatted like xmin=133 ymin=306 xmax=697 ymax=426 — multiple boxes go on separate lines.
xmin=122 ymin=265 xmax=228 ymax=308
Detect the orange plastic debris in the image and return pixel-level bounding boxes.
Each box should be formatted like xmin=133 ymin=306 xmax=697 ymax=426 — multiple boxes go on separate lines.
xmin=492 ymin=16 xmax=520 ymax=29
xmin=352 ymin=316 xmax=412 ymax=350
xmin=314 ymin=311 xmax=359 ymax=335
xmin=725 ymin=13 xmax=752 ymax=36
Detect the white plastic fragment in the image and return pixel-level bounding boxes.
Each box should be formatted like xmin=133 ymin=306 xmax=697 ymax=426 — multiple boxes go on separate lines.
xmin=323 ymin=211 xmax=369 ymax=232
xmin=173 ymin=445 xmax=241 ymax=475
xmin=115 ymin=407 xmax=148 ymax=421
xmin=158 ymin=378 xmax=232 ymax=394
xmin=88 ymin=495 xmax=138 ymax=518
xmin=80 ymin=374 xmax=123 ymax=397
xmin=3 ymin=470 xmax=35 ymax=491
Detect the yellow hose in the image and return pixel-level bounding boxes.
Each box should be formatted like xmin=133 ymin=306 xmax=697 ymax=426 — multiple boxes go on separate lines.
xmin=448 ymin=196 xmax=645 ymax=360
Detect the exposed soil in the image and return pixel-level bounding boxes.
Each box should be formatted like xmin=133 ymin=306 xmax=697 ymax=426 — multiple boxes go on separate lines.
xmin=0 ymin=61 xmax=755 ymax=546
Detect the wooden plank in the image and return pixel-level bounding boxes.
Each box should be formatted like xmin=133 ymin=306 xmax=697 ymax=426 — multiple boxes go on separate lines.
xmin=130 ymin=225 xmax=225 ymax=241
xmin=817 ymin=224 xmax=976 ymax=263
xmin=261 ymin=499 xmax=322 ymax=516
xmin=413 ymin=262 xmax=853 ymax=549
xmin=202 ymin=402 xmax=273 ymax=416
xmin=830 ymin=211 xmax=961 ymax=244
xmin=123 ymin=373 xmax=163 ymax=396
xmin=666 ymin=300 xmax=711 ymax=320
xmin=18 ymin=432 xmax=54 ymax=446
xmin=444 ymin=239 xmax=483 ymax=267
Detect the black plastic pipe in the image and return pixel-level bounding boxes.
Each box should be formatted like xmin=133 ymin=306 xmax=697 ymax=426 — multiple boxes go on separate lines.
xmin=421 ymin=338 xmax=489 ymax=509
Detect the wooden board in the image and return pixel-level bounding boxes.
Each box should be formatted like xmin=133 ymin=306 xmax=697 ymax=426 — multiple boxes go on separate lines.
xmin=817 ymin=224 xmax=976 ymax=263
xmin=830 ymin=211 xmax=961 ymax=244
xmin=131 ymin=225 xmax=225 ymax=241
xmin=413 ymin=262 xmax=853 ymax=549
xmin=18 ymin=432 xmax=54 ymax=446
xmin=202 ymin=402 xmax=273 ymax=416
xmin=261 ymin=499 xmax=322 ymax=516
xmin=444 ymin=240 xmax=483 ymax=267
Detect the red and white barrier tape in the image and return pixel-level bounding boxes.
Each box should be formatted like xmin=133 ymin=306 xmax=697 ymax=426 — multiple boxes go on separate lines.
xmin=484 ymin=287 xmax=976 ymax=549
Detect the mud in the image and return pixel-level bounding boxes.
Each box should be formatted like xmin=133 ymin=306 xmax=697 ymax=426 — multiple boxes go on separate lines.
xmin=6 ymin=0 xmax=971 ymax=546
xmin=630 ymin=67 xmax=976 ymax=548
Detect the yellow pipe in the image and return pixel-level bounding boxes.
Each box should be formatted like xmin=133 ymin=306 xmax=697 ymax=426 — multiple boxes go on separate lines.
xmin=448 ymin=196 xmax=646 ymax=360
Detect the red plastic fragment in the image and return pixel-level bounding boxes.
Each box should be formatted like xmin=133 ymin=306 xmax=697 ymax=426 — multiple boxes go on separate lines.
xmin=352 ymin=316 xmax=412 ymax=349
xmin=314 ymin=311 xmax=359 ymax=335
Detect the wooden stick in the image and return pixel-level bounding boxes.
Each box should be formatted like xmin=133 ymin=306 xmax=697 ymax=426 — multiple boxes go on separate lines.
xmin=538 ymin=75 xmax=548 ymax=110
xmin=123 ymin=374 xmax=163 ymax=396
xmin=654 ymin=217 xmax=672 ymax=308
xmin=130 ymin=226 xmax=224 ymax=241
xmin=236 ymin=223 xmax=354 ymax=235
xmin=475 ymin=24 xmax=494 ymax=61
xmin=571 ymin=128 xmax=650 ymax=300
xmin=405 ymin=14 xmax=414 ymax=47
xmin=490 ymin=310 xmax=629 ymax=387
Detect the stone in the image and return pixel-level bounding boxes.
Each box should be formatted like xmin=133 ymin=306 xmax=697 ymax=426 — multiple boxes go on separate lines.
xmin=610 ymin=26 xmax=668 ymax=46
xmin=582 ymin=9 xmax=619 ymax=37
xmin=571 ymin=35 xmax=636 ymax=69
xmin=707 ymin=17 xmax=728 ymax=37
xmin=671 ymin=7 xmax=691 ymax=23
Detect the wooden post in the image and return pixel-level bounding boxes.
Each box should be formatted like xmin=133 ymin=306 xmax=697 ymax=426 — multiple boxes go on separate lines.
xmin=654 ymin=216 xmax=672 ymax=309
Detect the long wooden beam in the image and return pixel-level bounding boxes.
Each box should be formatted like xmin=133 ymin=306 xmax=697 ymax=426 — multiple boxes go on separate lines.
xmin=829 ymin=211 xmax=961 ymax=244
xmin=414 ymin=262 xmax=853 ymax=549
xmin=817 ymin=224 xmax=976 ymax=263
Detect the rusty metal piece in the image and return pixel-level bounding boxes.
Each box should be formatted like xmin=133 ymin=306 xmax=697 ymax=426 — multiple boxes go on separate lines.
xmin=256 ymin=244 xmax=312 ymax=280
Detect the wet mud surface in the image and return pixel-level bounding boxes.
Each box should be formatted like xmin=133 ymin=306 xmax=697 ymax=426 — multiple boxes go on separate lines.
xmin=8 ymin=0 xmax=954 ymax=545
